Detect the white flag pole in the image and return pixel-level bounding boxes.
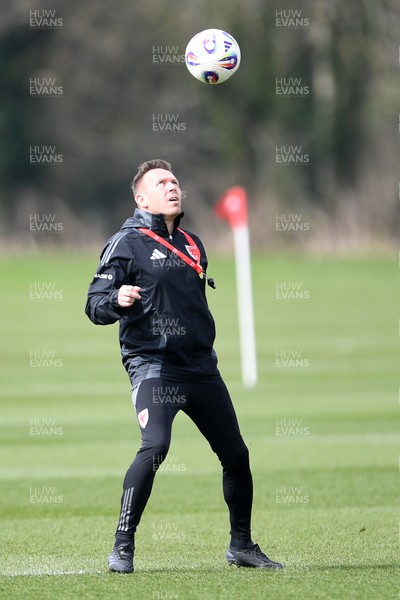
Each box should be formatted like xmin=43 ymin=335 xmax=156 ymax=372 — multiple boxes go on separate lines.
xmin=232 ymin=224 xmax=257 ymax=388
xmin=215 ymin=186 xmax=257 ymax=388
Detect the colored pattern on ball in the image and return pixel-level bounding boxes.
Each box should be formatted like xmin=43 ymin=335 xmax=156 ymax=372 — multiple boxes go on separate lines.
xmin=202 ymin=71 xmax=219 ymax=84
xmin=185 ymin=28 xmax=241 ymax=85
xmin=186 ymin=51 xmax=200 ymax=67
xmin=203 ymin=33 xmax=217 ymax=53
xmin=218 ymin=54 xmax=239 ymax=70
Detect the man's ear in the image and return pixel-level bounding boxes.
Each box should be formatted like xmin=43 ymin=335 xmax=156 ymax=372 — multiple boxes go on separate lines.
xmin=135 ymin=193 xmax=148 ymax=209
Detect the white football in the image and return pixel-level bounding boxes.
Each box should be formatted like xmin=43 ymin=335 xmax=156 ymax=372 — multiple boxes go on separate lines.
xmin=185 ymin=28 xmax=241 ymax=85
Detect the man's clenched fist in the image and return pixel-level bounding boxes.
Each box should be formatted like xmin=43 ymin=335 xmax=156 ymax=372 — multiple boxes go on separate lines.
xmin=117 ymin=285 xmax=142 ymax=307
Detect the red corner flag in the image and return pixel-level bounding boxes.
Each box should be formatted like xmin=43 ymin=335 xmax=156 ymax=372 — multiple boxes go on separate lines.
xmin=214 ymin=186 xmax=248 ymax=229
xmin=214 ymin=186 xmax=257 ymax=388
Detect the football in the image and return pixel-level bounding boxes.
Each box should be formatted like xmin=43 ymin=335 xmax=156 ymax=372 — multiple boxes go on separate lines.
xmin=185 ymin=28 xmax=241 ymax=84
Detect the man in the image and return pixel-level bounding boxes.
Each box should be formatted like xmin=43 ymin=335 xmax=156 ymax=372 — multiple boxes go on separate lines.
xmin=85 ymin=159 xmax=283 ymax=573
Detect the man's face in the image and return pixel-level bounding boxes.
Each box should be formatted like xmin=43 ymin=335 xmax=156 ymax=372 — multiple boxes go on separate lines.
xmin=135 ymin=168 xmax=182 ymax=219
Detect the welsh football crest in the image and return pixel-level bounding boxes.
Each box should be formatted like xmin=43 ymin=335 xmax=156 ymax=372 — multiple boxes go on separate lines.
xmin=185 ymin=244 xmax=199 ymax=261
xmin=138 ymin=408 xmax=149 ymax=429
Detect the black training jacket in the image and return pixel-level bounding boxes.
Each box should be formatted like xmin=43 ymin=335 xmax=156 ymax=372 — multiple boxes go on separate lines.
xmin=85 ymin=209 xmax=219 ymax=385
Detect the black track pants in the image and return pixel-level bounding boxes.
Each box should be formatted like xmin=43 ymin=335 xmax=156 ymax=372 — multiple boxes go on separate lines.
xmin=115 ymin=377 xmax=253 ymax=543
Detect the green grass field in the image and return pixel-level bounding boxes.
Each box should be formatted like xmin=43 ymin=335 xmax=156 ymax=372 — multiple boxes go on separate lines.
xmin=0 ymin=252 xmax=398 ymax=599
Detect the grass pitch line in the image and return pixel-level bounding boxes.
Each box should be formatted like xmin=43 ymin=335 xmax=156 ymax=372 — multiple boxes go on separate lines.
xmin=2 ymin=570 xmax=104 ymax=577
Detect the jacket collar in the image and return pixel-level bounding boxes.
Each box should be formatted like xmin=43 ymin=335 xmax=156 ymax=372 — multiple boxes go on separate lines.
xmin=121 ymin=209 xmax=184 ymax=237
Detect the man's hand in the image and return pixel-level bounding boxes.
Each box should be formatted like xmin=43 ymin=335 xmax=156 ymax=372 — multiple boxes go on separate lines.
xmin=117 ymin=285 xmax=142 ymax=307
